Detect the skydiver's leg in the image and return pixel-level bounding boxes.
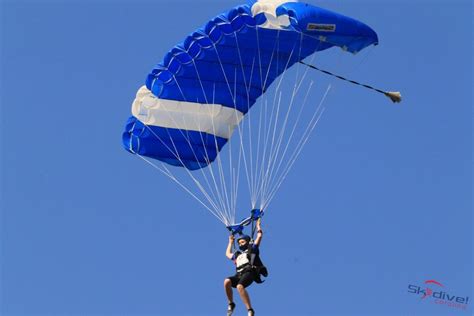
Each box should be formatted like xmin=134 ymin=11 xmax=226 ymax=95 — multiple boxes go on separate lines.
xmin=236 ymin=284 xmax=252 ymax=310
xmin=236 ymin=271 xmax=257 ymax=312
xmin=225 ymin=277 xmax=237 ymax=315
xmin=224 ymin=278 xmax=234 ymax=303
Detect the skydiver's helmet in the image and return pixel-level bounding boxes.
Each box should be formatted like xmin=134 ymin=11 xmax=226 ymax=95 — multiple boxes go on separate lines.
xmin=237 ymin=235 xmax=251 ymax=251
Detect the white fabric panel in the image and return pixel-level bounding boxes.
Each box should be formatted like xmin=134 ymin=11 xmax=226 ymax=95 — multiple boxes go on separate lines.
xmin=131 ymin=86 xmax=244 ymax=139
xmin=251 ymin=0 xmax=298 ymax=29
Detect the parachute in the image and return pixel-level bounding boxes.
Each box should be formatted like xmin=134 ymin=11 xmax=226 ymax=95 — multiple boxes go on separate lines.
xmin=122 ymin=0 xmax=378 ymax=226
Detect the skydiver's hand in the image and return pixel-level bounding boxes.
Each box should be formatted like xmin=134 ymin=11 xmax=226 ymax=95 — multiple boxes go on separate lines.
xmin=229 ymin=234 xmax=235 ymax=243
xmin=256 ymin=218 xmax=262 ymax=230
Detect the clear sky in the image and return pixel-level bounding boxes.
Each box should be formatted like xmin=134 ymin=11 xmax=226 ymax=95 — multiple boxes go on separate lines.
xmin=1 ymin=0 xmax=472 ymax=315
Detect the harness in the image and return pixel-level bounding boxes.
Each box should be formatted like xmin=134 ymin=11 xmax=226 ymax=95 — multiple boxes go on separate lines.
xmin=235 ymin=248 xmax=257 ymax=273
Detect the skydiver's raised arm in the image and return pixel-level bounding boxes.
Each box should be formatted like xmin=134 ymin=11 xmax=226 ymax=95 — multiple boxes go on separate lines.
xmin=254 ymin=219 xmax=263 ymax=247
xmin=226 ymin=234 xmax=234 ymax=259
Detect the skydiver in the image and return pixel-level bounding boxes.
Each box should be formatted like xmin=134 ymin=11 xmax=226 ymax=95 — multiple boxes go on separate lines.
xmin=224 ymin=219 xmax=266 ymax=316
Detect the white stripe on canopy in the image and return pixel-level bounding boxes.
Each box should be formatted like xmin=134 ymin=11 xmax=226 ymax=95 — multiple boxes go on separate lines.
xmin=132 ymin=86 xmax=244 ymax=139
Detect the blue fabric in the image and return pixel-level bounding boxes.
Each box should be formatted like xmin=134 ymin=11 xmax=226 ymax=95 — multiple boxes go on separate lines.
xmin=227 ymin=224 xmax=246 ymax=235
xmin=123 ymin=2 xmax=378 ymax=170
xmin=123 ymin=116 xmax=227 ymax=170
xmin=251 ymin=208 xmax=263 ymax=220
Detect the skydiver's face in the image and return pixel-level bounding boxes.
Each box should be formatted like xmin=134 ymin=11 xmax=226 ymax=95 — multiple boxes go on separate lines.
xmin=238 ymin=239 xmax=248 ymax=247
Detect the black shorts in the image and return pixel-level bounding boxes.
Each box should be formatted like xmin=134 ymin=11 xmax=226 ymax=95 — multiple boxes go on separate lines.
xmin=227 ymin=270 xmax=258 ymax=288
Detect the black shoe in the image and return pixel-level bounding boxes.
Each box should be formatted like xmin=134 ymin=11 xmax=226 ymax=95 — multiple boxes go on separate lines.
xmin=227 ymin=302 xmax=235 ymax=316
xmin=248 ymin=308 xmax=255 ymax=316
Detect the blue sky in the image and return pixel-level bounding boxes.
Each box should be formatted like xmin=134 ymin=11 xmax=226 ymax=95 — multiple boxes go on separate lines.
xmin=1 ymin=0 xmax=472 ymax=315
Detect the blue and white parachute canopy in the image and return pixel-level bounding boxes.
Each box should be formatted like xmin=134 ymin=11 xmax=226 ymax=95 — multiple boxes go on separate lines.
xmin=122 ymin=0 xmax=378 ymax=170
